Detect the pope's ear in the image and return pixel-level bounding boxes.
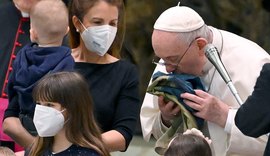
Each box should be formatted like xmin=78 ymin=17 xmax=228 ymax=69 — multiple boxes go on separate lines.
xmin=195 ymin=38 xmax=208 ymax=56
xmin=195 ymin=37 xmax=208 ymax=50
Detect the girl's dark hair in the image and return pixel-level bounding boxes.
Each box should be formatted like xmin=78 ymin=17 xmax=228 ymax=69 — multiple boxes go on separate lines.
xmin=164 ymin=134 xmax=212 ymax=156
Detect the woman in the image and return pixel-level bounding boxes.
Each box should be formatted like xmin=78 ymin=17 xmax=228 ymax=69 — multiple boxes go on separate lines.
xmin=29 ymin=72 xmax=110 ymax=156
xmin=68 ymin=0 xmax=140 ymax=152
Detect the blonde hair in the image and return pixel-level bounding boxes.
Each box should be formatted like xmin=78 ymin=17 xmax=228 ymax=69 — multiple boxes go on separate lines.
xmin=30 ymin=0 xmax=68 ymax=43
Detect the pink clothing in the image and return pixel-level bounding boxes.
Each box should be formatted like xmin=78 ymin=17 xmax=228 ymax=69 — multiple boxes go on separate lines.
xmin=0 ymin=98 xmax=24 ymax=152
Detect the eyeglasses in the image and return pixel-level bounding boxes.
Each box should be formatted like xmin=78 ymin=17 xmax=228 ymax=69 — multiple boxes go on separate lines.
xmin=152 ymin=40 xmax=194 ymax=70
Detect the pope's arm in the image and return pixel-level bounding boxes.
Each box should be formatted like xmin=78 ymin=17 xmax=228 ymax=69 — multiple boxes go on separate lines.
xmin=140 ymin=65 xmax=169 ymax=141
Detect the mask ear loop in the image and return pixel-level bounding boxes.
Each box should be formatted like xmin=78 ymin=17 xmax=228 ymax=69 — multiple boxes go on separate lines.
xmin=60 ymin=108 xmax=70 ymax=124
xmin=60 ymin=108 xmax=66 ymax=113
xmin=78 ymin=18 xmax=88 ymax=31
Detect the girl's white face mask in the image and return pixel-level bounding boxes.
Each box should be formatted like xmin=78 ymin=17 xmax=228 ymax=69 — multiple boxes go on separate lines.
xmin=80 ymin=21 xmax=117 ymax=56
xmin=33 ymin=105 xmax=66 ymax=137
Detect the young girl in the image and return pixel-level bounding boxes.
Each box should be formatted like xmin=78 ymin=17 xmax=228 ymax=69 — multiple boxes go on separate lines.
xmin=164 ymin=128 xmax=212 ymax=156
xmin=29 ymin=72 xmax=110 ymax=156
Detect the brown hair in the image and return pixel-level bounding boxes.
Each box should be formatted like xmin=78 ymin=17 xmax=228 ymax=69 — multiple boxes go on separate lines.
xmin=29 ymin=72 xmax=110 ymax=156
xmin=68 ymin=0 xmax=125 ymax=58
xmin=164 ymin=134 xmax=212 ymax=156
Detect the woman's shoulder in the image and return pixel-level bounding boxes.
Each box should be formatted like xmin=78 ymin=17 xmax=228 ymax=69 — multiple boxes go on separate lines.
xmin=117 ymin=59 xmax=139 ymax=78
xmin=117 ymin=59 xmax=137 ymax=71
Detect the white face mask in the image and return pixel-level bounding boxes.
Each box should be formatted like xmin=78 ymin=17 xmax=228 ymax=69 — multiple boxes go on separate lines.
xmin=80 ymin=23 xmax=117 ymax=56
xmin=33 ymin=105 xmax=66 ymax=137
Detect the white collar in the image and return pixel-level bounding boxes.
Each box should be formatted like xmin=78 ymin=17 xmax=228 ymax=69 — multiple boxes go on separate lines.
xmin=21 ymin=11 xmax=29 ymax=18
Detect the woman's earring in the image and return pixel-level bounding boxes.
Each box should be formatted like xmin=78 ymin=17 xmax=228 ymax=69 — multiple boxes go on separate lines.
xmin=76 ymin=29 xmax=79 ymax=32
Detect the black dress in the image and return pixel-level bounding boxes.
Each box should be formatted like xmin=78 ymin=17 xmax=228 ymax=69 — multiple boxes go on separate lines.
xmin=42 ymin=144 xmax=100 ymax=156
xmin=74 ymin=60 xmax=141 ymax=150
xmin=235 ymin=63 xmax=270 ymax=156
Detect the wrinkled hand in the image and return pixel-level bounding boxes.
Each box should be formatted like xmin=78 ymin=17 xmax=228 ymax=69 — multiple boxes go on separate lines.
xmin=180 ymin=90 xmax=229 ymax=128
xmin=158 ymin=96 xmax=181 ymax=127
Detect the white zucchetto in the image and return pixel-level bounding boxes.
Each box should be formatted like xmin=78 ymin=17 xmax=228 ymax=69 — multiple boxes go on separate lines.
xmin=154 ymin=2 xmax=205 ymax=32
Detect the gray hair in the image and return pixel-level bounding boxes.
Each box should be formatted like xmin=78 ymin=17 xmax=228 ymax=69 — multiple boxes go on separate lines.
xmin=178 ymin=25 xmax=211 ymax=45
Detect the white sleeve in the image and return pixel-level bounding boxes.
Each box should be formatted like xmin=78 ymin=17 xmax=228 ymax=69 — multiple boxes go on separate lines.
xmin=140 ymin=65 xmax=168 ymax=141
xmin=224 ymin=108 xmax=237 ymax=133
xmin=228 ymin=111 xmax=267 ymax=155
xmin=223 ymin=108 xmax=266 ymax=155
